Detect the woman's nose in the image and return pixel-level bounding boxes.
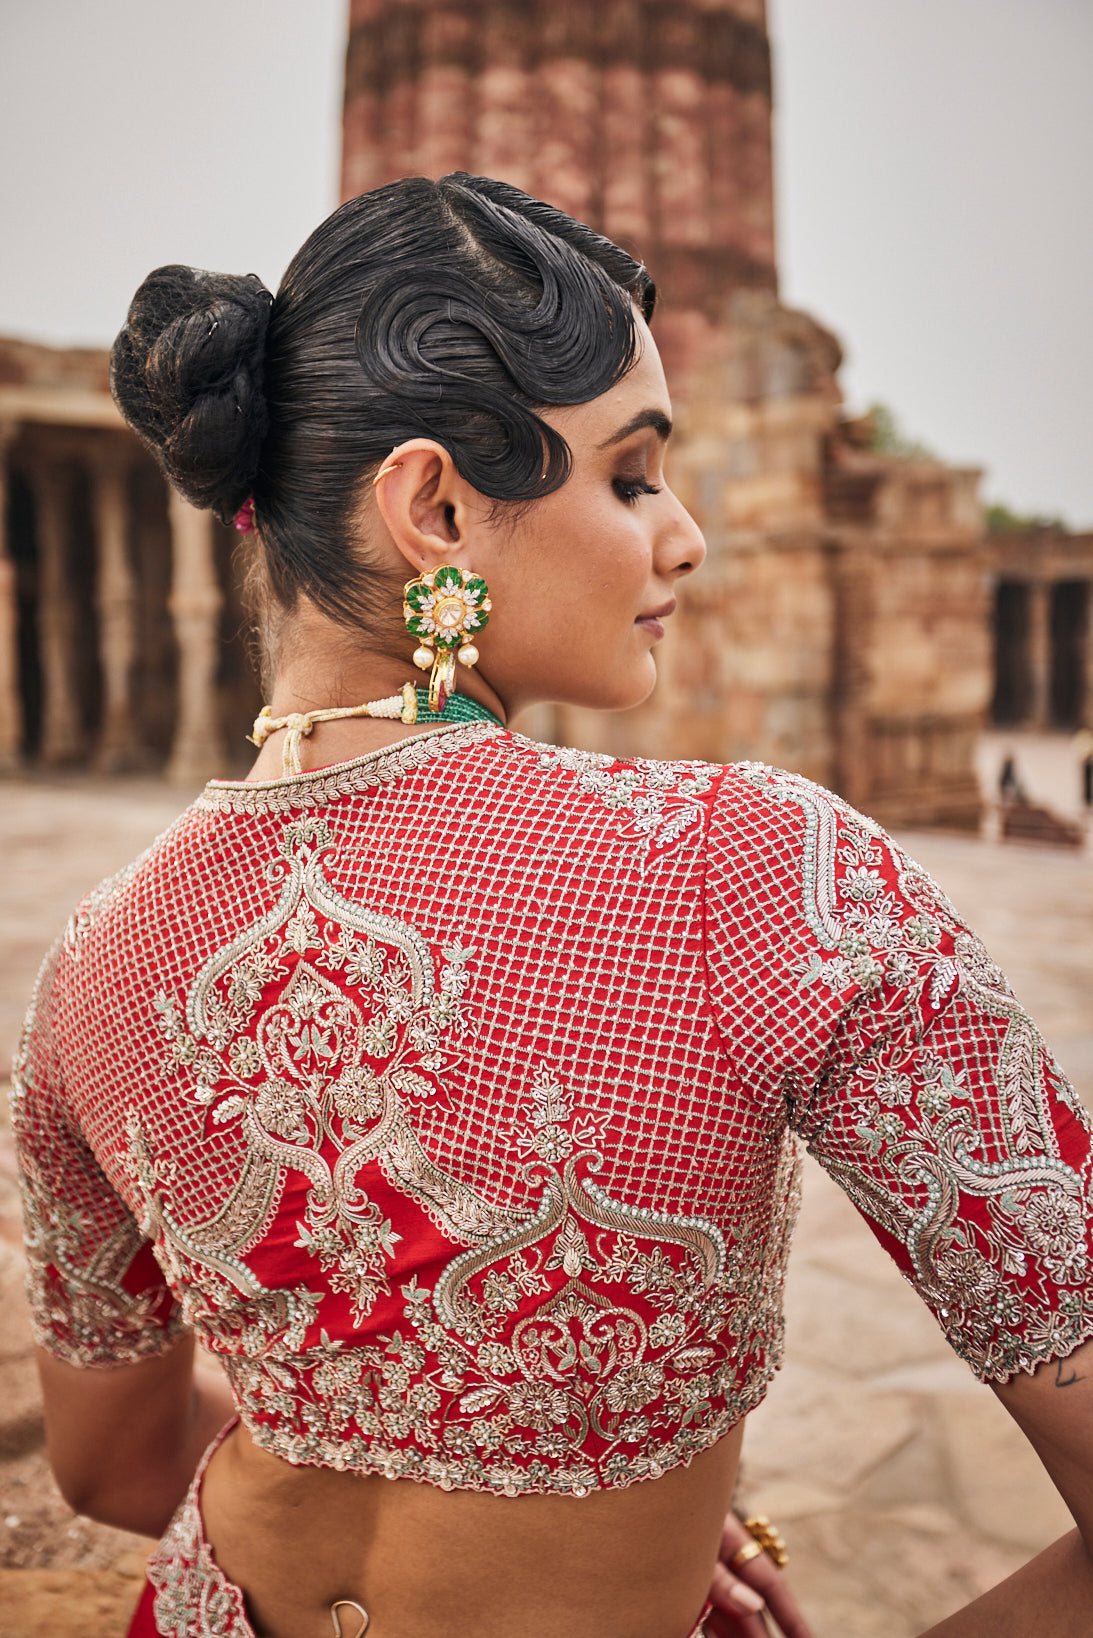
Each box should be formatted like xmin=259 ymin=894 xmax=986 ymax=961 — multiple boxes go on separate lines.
xmin=662 ymin=493 xmax=707 ymax=578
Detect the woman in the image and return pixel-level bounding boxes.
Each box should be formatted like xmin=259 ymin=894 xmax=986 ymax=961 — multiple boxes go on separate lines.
xmin=12 ymin=173 xmax=1093 ymax=1638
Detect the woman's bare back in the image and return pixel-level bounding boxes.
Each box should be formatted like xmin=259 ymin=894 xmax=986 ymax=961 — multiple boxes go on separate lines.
xmin=200 ymin=1420 xmax=744 ymax=1638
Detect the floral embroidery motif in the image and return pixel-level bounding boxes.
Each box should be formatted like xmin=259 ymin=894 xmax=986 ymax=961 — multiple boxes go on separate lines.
xmin=120 ymin=817 xmax=793 ymax=1494
xmin=147 ymin=1425 xmax=257 ymax=1637
xmin=522 ymin=742 xmax=716 ymax=872
xmin=738 ymin=762 xmax=1093 ymax=1381
xmin=140 ymin=819 xmax=515 ymax=1334
xmin=10 ymin=947 xmax=186 ymax=1367
xmin=220 ymin=1062 xmax=791 ymax=1496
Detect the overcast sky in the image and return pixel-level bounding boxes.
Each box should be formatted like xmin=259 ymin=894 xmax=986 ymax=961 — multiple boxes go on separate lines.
xmin=1 ymin=0 xmax=1089 ymax=525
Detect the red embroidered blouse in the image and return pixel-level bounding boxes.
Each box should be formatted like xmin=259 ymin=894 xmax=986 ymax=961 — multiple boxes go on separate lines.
xmin=13 ymin=726 xmax=1093 ymax=1498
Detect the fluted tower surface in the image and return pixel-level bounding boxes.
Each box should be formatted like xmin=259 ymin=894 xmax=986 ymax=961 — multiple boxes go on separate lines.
xmin=341 ymin=0 xmax=777 ymax=312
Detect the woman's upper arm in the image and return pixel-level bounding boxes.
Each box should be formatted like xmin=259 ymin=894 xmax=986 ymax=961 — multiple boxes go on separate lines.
xmin=702 ymin=766 xmax=1093 ymax=1388
xmin=12 ymin=942 xmax=185 ymax=1370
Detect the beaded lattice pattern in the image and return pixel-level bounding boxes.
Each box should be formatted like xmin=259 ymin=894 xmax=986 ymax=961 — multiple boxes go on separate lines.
xmin=12 ymin=731 xmax=1093 ymax=1505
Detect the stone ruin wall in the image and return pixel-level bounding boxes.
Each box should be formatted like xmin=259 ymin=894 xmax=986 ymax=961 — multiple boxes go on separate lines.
xmin=987 ymin=526 xmax=1093 ymax=733
xmin=2 ymin=0 xmax=1050 ymax=829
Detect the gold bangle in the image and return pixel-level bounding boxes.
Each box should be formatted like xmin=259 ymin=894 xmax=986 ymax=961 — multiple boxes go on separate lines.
xmin=728 ymin=1539 xmax=765 ymax=1571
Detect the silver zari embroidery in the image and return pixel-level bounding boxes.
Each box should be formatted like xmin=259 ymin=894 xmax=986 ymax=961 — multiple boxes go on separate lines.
xmin=739 ymin=762 xmax=1093 ymax=1381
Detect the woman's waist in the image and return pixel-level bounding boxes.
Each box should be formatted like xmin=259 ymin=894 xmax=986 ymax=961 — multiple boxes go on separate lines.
xmin=181 ymin=1418 xmax=744 ymax=1638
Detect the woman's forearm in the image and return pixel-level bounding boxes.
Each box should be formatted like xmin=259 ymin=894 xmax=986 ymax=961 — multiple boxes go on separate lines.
xmin=918 ymin=1530 xmax=1093 ymax=1638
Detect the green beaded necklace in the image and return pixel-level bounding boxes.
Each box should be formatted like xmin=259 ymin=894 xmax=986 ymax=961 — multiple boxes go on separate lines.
xmin=409 ymin=687 xmax=503 ymax=728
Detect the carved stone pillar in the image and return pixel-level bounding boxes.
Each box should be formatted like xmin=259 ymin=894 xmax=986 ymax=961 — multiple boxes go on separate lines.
xmin=829 ymin=538 xmax=873 ymax=813
xmin=0 ymin=421 xmax=22 ymax=772
xmin=92 ymin=450 xmax=139 ymax=771
xmin=166 ymin=491 xmax=227 ymax=783
xmin=33 ymin=457 xmax=83 ymax=765
xmin=1027 ymin=578 xmax=1051 ymax=728
xmin=341 ymin=1 xmax=779 ymax=302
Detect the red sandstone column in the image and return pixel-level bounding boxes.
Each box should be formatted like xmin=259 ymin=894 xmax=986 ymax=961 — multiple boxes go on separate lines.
xmin=737 ymin=83 xmax=777 ymax=270
xmin=532 ymin=7 xmax=597 ymax=222
xmin=472 ymin=3 xmax=535 ymax=193
xmin=341 ymin=0 xmax=388 ymax=200
xmin=417 ymin=4 xmax=476 ymax=179
xmin=1027 ymin=578 xmax=1051 ymax=728
xmin=648 ymin=15 xmax=708 ymax=257
xmin=382 ymin=0 xmax=421 ymax=179
xmin=0 ymin=421 xmax=22 ymax=772
xmin=32 ymin=458 xmax=83 ymax=766
xmin=599 ymin=50 xmax=652 ymax=248
xmin=92 ymin=450 xmax=139 ymax=772
xmin=705 ymin=75 xmax=742 ymax=257
xmin=340 ymin=0 xmax=779 ymax=316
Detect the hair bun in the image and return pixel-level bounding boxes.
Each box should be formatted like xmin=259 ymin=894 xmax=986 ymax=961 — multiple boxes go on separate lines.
xmin=110 ymin=265 xmax=273 ymax=522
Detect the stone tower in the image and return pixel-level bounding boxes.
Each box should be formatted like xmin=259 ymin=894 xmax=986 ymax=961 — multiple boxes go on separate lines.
xmin=342 ymin=0 xmax=778 ymax=307
xmin=340 ymin=0 xmax=989 ymax=827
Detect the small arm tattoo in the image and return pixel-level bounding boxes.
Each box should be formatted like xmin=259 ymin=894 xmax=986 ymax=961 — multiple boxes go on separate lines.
xmin=1055 ymin=1359 xmax=1083 ymax=1388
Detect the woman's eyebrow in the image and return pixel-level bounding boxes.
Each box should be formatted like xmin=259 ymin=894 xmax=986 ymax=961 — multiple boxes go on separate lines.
xmin=597 ymin=408 xmax=673 ymax=448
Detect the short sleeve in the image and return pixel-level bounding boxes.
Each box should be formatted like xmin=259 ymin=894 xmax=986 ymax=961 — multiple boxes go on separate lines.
xmin=704 ymin=762 xmax=1093 ymax=1383
xmin=10 ymin=941 xmax=185 ymax=1367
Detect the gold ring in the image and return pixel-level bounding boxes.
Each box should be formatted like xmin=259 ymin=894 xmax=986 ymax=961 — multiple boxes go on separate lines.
xmin=728 ymin=1540 xmax=765 ymax=1571
xmin=741 ymin=1514 xmax=789 ymax=1570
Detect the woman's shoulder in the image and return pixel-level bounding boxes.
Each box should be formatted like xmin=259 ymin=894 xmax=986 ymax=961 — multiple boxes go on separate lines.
xmin=501 ymin=731 xmax=723 ymax=805
xmin=499 ymin=736 xmax=877 ymax=828
xmin=37 ymin=801 xmax=216 ymax=1012
xmin=691 ymin=756 xmax=976 ymax=1001
xmin=482 ymin=734 xmax=906 ymax=887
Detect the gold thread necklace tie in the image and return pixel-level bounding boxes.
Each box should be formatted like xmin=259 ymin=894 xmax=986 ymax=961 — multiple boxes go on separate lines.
xmin=248 ymin=684 xmax=419 ymax=776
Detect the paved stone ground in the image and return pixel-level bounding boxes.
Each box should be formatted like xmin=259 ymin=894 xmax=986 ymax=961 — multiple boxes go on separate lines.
xmin=0 ymin=772 xmax=1090 ymax=1638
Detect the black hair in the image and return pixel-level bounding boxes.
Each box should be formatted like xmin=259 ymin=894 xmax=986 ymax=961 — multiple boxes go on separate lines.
xmin=110 ymin=173 xmax=655 ymax=631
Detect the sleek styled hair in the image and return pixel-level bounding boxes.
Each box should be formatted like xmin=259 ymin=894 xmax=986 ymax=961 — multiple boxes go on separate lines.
xmin=110 ymin=173 xmax=655 ymax=630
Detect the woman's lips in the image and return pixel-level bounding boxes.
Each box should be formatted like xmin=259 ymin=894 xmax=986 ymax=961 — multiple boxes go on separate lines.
xmin=635 ymin=600 xmax=676 ymax=640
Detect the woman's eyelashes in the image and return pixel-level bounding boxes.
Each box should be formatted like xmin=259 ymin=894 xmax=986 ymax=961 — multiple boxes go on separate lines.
xmin=612 ymin=476 xmax=662 ymax=505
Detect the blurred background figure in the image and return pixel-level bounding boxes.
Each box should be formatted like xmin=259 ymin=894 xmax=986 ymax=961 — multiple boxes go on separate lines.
xmin=998 ymin=754 xmax=1024 ymax=805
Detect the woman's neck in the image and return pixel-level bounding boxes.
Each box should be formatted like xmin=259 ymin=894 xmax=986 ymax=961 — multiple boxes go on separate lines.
xmin=247 ymin=618 xmax=508 ymax=782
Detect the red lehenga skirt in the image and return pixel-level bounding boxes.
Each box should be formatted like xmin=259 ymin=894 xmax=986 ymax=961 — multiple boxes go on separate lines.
xmin=126 ymin=1579 xmax=159 ymax=1637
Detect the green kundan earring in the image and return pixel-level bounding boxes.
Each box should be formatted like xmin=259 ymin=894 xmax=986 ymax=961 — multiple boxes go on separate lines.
xmin=403 ymin=565 xmax=492 ymax=713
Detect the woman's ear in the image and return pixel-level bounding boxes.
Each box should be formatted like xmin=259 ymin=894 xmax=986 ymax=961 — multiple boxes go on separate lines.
xmin=371 ymin=440 xmax=485 ymax=577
